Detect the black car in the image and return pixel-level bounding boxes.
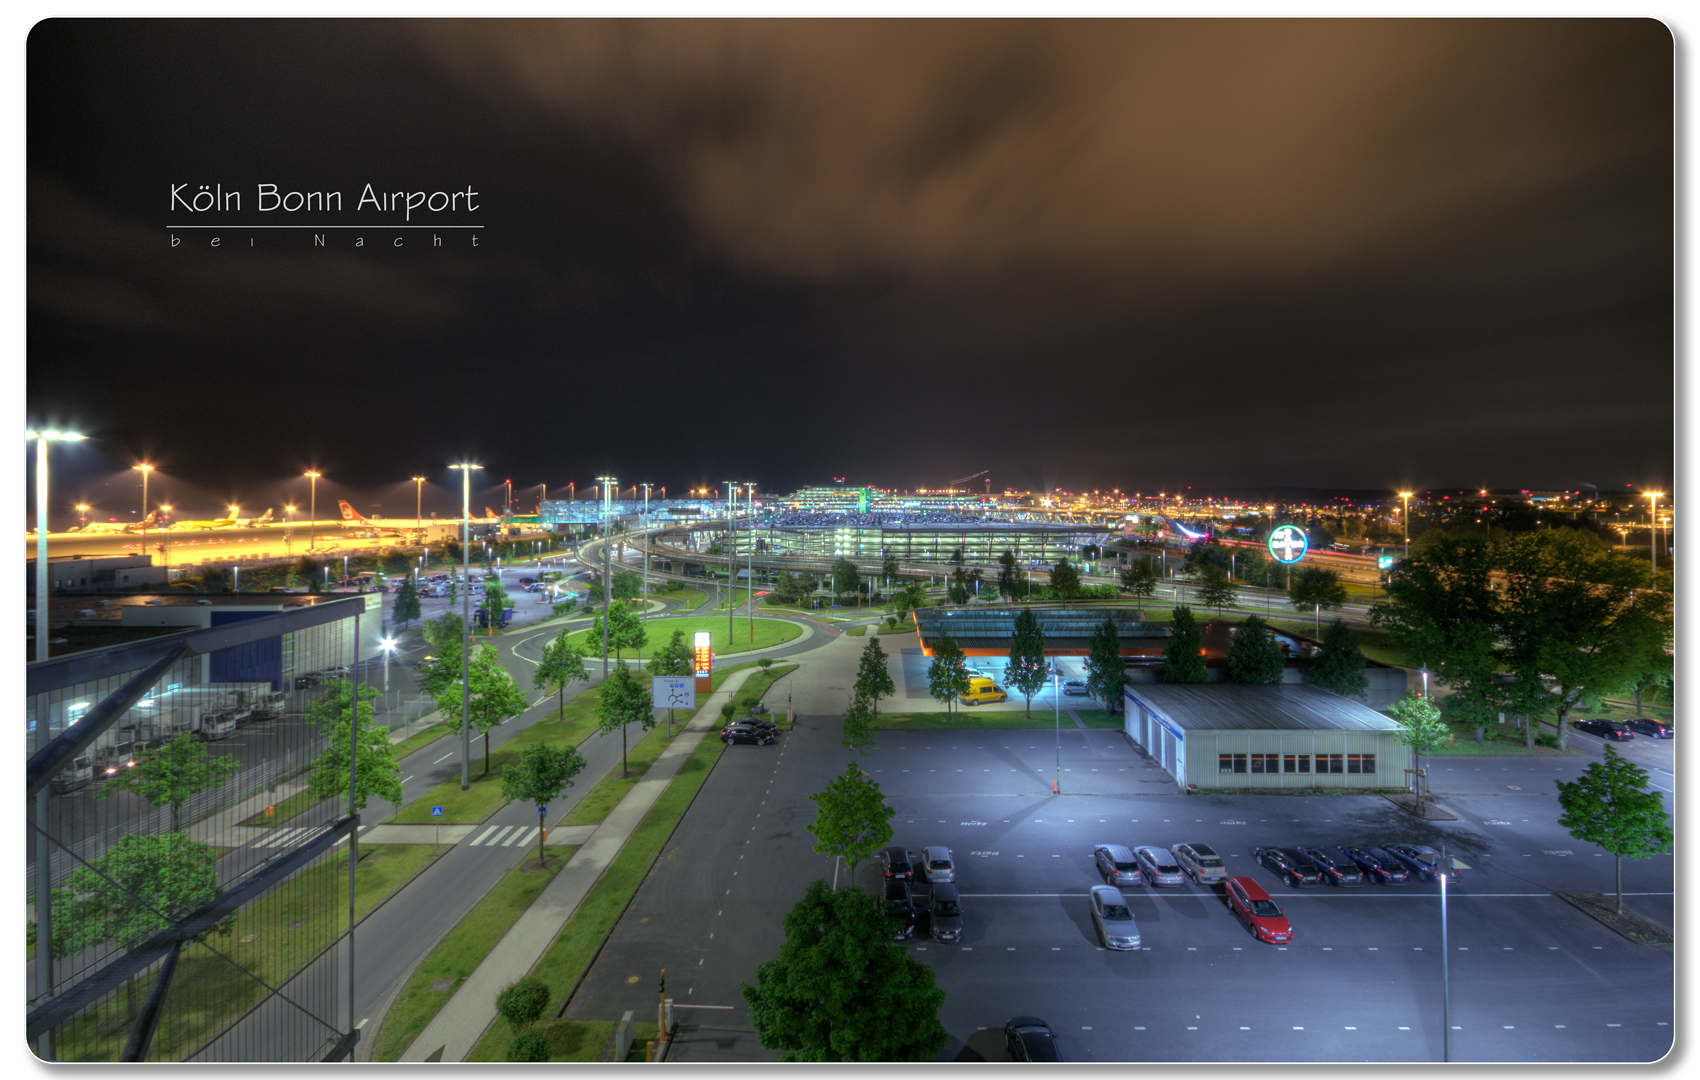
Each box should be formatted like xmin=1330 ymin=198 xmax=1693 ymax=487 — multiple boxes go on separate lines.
xmin=1623 ymin=717 xmax=1673 ymax=739
xmin=1574 ymin=718 xmax=1635 ymax=742
xmin=719 ymin=727 xmax=774 ymax=745
xmin=1301 ymin=846 xmax=1366 ymax=888
xmin=1385 ymin=843 xmax=1458 ymax=884
xmin=1254 ymin=846 xmax=1323 ymax=888
xmin=724 ymin=718 xmax=778 ymax=735
xmin=879 ymin=846 xmax=918 ymax=881
xmin=1004 ymin=1016 xmax=1064 ymax=1062
xmin=293 ymin=674 xmax=320 ymax=690
xmin=883 ymin=878 xmax=918 ymax=940
xmin=1344 ymin=846 xmax=1410 ymax=885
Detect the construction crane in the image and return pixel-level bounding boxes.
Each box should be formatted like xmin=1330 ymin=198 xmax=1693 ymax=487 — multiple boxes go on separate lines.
xmin=948 ymin=470 xmax=989 ymax=490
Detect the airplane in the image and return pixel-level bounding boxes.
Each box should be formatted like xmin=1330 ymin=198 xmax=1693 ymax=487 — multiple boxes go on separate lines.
xmin=71 ymin=511 xmax=159 ymax=535
xmin=170 ymin=511 xmax=243 ymax=531
xmin=338 ymin=500 xmax=428 ymax=537
xmin=243 ymin=508 xmax=274 ymax=527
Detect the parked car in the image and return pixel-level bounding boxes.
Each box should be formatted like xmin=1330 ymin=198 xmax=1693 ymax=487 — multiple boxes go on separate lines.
xmin=1062 ymin=679 xmax=1089 ymax=696
xmin=724 ymin=718 xmax=777 ymax=735
xmin=1573 ymin=718 xmax=1635 ymax=741
xmin=719 ymin=727 xmax=774 ymax=746
xmin=1089 ymin=885 xmax=1141 ymax=950
xmin=928 ymin=882 xmax=963 ymax=942
xmin=293 ymin=674 xmax=321 ymax=690
xmin=1224 ymin=876 xmax=1293 ymax=944
xmin=884 ymin=878 xmax=918 ymax=941
xmin=921 ymin=846 xmax=956 ymax=884
xmin=1004 ymin=1017 xmax=1064 ymax=1062
xmin=960 ymin=677 xmax=1009 ymax=706
xmin=1344 ymin=845 xmax=1410 ymax=885
xmin=879 ymin=846 xmax=918 ymax=882
xmin=1385 ymin=843 xmax=1458 ymax=883
xmin=1254 ymin=847 xmax=1324 ymax=888
xmin=1171 ymin=842 xmax=1229 ymax=885
xmin=1623 ymin=717 xmax=1673 ymax=739
xmin=1092 ymin=844 xmax=1144 ymax=888
xmin=1301 ymin=846 xmax=1366 ymax=888
xmin=1133 ymin=846 xmax=1188 ymax=887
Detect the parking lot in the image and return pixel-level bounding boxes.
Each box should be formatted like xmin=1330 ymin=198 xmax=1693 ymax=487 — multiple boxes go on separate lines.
xmin=566 ymin=712 xmax=1674 ymax=1063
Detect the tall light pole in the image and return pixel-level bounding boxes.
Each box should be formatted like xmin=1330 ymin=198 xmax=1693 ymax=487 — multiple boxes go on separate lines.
xmin=412 ymin=476 xmax=426 ymax=529
xmin=598 ymin=475 xmax=617 ymax=673
xmin=30 ymin=430 xmax=85 ymax=660
xmin=725 ymin=481 xmax=738 ymax=643
xmin=1645 ymin=491 xmax=1662 ymax=578
xmin=285 ymin=506 xmax=295 ymax=558
xmin=305 ymin=470 xmax=322 ymax=552
xmin=746 ymin=482 xmax=757 ymax=643
xmin=134 ymin=463 xmax=154 ymax=563
xmin=450 ymin=464 xmax=482 ymax=790
xmin=76 ymin=503 xmax=88 ymax=530
xmin=640 ymin=483 xmax=653 ymax=621
xmin=1398 ymin=491 xmax=1413 ymax=557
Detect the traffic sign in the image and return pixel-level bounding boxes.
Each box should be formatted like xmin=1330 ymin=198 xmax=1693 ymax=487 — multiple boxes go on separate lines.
xmin=430 ymin=806 xmax=444 ymax=818
xmin=653 ymin=676 xmax=695 ymax=710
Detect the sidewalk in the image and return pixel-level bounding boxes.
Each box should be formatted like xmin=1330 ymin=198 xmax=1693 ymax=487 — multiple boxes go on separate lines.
xmin=397 ymin=667 xmax=760 ymax=1063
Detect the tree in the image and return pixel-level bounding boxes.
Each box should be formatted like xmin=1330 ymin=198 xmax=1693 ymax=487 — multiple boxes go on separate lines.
xmin=1387 ymin=691 xmax=1450 ymax=813
xmin=305 ymin=696 xmax=407 ymax=814
xmin=807 ymin=761 xmax=895 ymax=888
xmin=95 ymin=731 xmax=240 ymax=832
xmin=591 ymin=601 xmax=648 ymax=663
xmin=997 ymin=549 xmax=1021 ymax=601
xmin=1181 ymin=541 xmax=1230 ymax=575
xmin=1005 ymin=607 xmax=1048 ymax=717
xmin=1226 ymin=615 xmax=1284 ymax=684
xmin=444 ymin=574 xmax=457 ymax=606
xmin=393 ymin=577 xmax=422 ymax=630
xmin=841 ymin=692 xmax=878 ymax=758
xmin=1555 ymin=747 xmax=1673 ymax=915
xmin=417 ymin=614 xmax=467 ymax=699
xmin=498 ymin=975 xmax=554 ymax=1061
xmin=611 ymin=569 xmax=642 ymax=601
xmin=647 ymin=628 xmax=693 ymax=736
xmin=1371 ymin=532 xmax=1500 ymax=728
xmin=832 ymin=558 xmax=861 ymax=599
xmin=946 ymin=565 xmax=971 ymax=605
xmin=1162 ymin=606 xmax=1207 ymax=683
xmin=51 ymin=832 xmax=228 ymax=963
xmin=482 ymin=580 xmax=511 ymax=634
xmin=1308 ymin=619 xmax=1369 ymax=699
xmin=1049 ymin=558 xmax=1081 ymax=600
xmin=595 ymin=662 xmax=655 ymax=778
xmin=1119 ymin=557 xmax=1159 ymax=617
xmin=533 ymin=630 xmax=590 ymax=719
xmin=501 ymin=741 xmax=587 ymax=867
xmin=435 ymin=643 xmax=530 ymax=776
xmin=1197 ymin=564 xmax=1238 ymax=615
xmin=1233 ymin=547 xmax=1269 ymax=585
xmin=1083 ymin=616 xmax=1127 ymax=711
xmin=292 ymin=555 xmax=319 ymax=592
xmin=1288 ymin=566 xmax=1348 ymax=634
xmin=881 ymin=553 xmax=900 ymax=589
xmin=742 ymin=878 xmax=948 ymax=1062
xmin=854 ymin=636 xmax=896 ymax=713
xmin=925 ymin=631 xmax=971 ymax=713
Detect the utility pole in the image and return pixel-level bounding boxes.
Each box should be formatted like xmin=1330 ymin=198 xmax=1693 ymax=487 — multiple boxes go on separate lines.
xmin=747 ymin=482 xmax=756 ymax=643
xmin=451 ymin=464 xmax=481 ymax=789
xmin=598 ymin=476 xmax=616 ymax=675
xmin=725 ymin=481 xmax=737 ymax=645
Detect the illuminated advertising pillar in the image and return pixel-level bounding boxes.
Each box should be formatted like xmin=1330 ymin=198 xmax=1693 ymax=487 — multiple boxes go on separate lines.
xmin=693 ymin=631 xmax=713 ymax=694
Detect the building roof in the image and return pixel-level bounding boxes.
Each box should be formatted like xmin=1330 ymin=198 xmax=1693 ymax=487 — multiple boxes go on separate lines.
xmin=916 ymin=608 xmax=1165 ymax=641
xmin=1124 ymin=682 xmax=1400 ymax=733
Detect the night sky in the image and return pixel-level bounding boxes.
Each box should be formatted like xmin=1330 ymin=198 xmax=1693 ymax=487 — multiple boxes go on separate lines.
xmin=24 ymin=19 xmax=1674 ymax=519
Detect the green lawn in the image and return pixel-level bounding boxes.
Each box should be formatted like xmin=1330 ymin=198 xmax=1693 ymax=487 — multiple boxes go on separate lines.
xmin=390 ymin=722 xmax=452 ymax=762
xmin=56 ymin=843 xmax=449 ymax=1062
xmin=1428 ymin=719 xmax=1577 ymax=756
xmin=879 ymin=621 xmax=918 ymax=636
xmin=662 ymin=587 xmax=711 ymax=613
xmin=562 ymin=724 xmax=672 ymax=826
xmin=1255 ymin=617 xmax=1407 ymax=667
xmin=467 ymin=731 xmax=728 ymax=1061
xmin=559 ymin=616 xmax=800 ymax=660
xmin=239 ymin=787 xmax=332 ymax=827
xmin=1072 ymin=708 xmax=1124 ymax=729
xmin=373 ymin=849 xmax=573 ymax=1061
xmin=845 ymin=625 xmax=867 ymax=637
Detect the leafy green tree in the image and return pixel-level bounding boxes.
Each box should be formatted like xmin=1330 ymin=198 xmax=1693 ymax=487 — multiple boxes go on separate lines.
xmin=551 ymin=598 xmax=578 ymax=618
xmin=533 ymin=630 xmax=590 ymax=719
xmin=444 ymin=575 xmax=457 ymax=606
xmin=1049 ymin=558 xmax=1081 ymax=600
xmin=1005 ymin=606 xmax=1049 ymax=717
xmin=1555 ymin=746 xmax=1673 ymax=915
xmin=1119 ymin=556 xmax=1159 ymax=617
xmin=595 ymin=661 xmax=655 ymax=778
xmin=292 ymin=555 xmax=319 ymax=591
xmin=946 ymin=565 xmax=971 ymax=605
xmin=50 ymin=832 xmax=229 ymax=965
xmin=306 ymin=696 xmax=406 ymax=814
xmin=948 ymin=547 xmax=965 ymax=566
xmin=393 ymin=577 xmax=422 ymax=630
xmin=611 ymin=569 xmax=642 ymax=601
xmin=1084 ymin=616 xmax=1127 ymax=711
xmin=1371 ymin=532 xmax=1500 ymax=727
xmin=417 ymin=614 xmax=467 ymax=699
xmin=435 ymin=643 xmax=530 ymax=776
xmin=807 ymin=760 xmax=895 ymax=888
xmin=997 ymin=549 xmax=1021 ymax=601
xmin=881 ymin=553 xmax=900 ymax=587
xmin=832 ymin=558 xmax=861 ymax=599
xmin=1226 ymin=615 xmax=1283 ymax=684
xmin=1162 ymin=606 xmax=1207 ymax=683
xmin=95 ymin=731 xmax=240 ymax=832
xmin=1197 ymin=564 xmax=1238 ymax=615
xmin=1288 ymin=566 xmax=1348 ymax=633
xmin=842 ymin=692 xmax=877 ymax=758
xmin=925 ymin=631 xmax=971 ymax=713
xmin=854 ymin=636 xmax=896 ymax=713
xmin=1308 ymin=619 xmax=1369 ymax=699
xmin=742 ymin=878 xmax=948 ymax=1061
xmin=1233 ymin=547 xmax=1270 ymax=584
xmin=1181 ymin=542 xmax=1230 ymax=575
xmin=591 ymin=601 xmax=649 ymax=663
xmin=1388 ymin=691 xmax=1450 ymax=812
xmin=501 ymin=742 xmax=587 ymax=867
xmin=482 ymin=580 xmax=511 ymax=633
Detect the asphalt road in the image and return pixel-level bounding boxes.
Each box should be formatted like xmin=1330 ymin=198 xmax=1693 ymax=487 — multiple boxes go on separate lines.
xmin=566 ymin=702 xmax=1673 ymax=1064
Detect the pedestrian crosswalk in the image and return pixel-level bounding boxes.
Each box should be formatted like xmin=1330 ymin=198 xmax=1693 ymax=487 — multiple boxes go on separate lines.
xmin=251 ymin=824 xmax=370 ymax=850
xmin=467 ymin=824 xmax=542 ymax=848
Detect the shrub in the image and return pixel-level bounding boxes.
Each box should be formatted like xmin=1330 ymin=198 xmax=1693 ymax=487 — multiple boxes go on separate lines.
xmin=507 ymin=1027 xmax=550 ymax=1062
xmin=495 ymin=976 xmax=552 ymax=1031
xmin=1536 ymin=733 xmax=1560 ymax=749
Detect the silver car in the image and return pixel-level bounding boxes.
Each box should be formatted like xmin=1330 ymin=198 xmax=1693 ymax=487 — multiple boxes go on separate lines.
xmin=1133 ymin=846 xmax=1187 ymax=887
xmin=921 ymin=846 xmax=956 ymax=885
xmin=1171 ymin=842 xmax=1229 ymax=885
xmin=1093 ymin=844 xmax=1144 ymax=888
xmin=1089 ymin=885 xmax=1141 ymax=950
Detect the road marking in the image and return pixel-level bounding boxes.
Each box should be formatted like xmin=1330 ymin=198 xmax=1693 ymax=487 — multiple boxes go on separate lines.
xmin=356 ymin=1018 xmax=368 ymax=1029
xmin=401 ymin=775 xmax=413 ymax=784
xmin=506 ymin=827 xmax=538 ymax=847
xmin=434 ymin=752 xmax=455 ymax=764
xmin=470 ymin=826 xmax=499 ymax=846
xmin=1344 ymin=1026 xmax=1355 ymax=1030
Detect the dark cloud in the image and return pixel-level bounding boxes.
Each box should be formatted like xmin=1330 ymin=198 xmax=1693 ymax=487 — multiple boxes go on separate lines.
xmin=26 ymin=18 xmax=1672 ymax=509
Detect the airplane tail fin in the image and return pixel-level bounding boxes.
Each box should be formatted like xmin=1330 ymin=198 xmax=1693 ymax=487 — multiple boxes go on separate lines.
xmin=338 ymin=500 xmax=371 ymax=525
xmin=256 ymin=508 xmax=273 ymax=524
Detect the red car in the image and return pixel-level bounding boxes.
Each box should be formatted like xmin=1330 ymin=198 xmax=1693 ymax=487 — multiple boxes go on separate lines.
xmin=1225 ymin=876 xmax=1293 ymax=944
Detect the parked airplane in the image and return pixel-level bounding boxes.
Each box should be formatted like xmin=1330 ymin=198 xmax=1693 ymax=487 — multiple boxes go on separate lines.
xmin=71 ymin=511 xmax=159 ymax=535
xmin=171 ymin=508 xmax=255 ymax=530
xmin=338 ymin=501 xmax=428 ymax=537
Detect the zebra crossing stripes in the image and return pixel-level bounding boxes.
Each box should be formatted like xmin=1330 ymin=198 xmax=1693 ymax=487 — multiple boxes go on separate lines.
xmin=465 ymin=825 xmax=541 ymax=848
xmin=502 ymin=827 xmax=539 ymax=848
xmin=252 ymin=824 xmax=369 ymax=850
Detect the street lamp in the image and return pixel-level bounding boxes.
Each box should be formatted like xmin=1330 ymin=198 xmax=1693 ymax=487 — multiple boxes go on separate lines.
xmin=305 ymin=470 xmax=322 ymax=552
xmin=597 ymin=476 xmax=617 ymax=671
xmin=725 ymin=481 xmax=738 ymax=641
xmin=29 ymin=429 xmax=86 ymax=661
xmin=134 ymin=462 xmax=155 ymax=563
xmin=1398 ymin=492 xmax=1413 ymax=556
xmin=745 ymin=482 xmax=757 ymax=641
xmin=412 ymin=476 xmax=426 ymax=530
xmin=380 ymin=636 xmax=396 ymax=726
xmin=1645 ymin=491 xmax=1662 ymax=577
xmin=449 ymin=464 xmax=483 ymax=790
xmin=640 ymin=483 xmax=653 ymax=621
xmin=285 ymin=506 xmax=296 ymax=558
xmin=76 ymin=503 xmax=89 ymax=530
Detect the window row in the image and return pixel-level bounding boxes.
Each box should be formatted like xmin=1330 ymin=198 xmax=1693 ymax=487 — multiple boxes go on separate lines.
xmin=1218 ymin=753 xmax=1376 ymax=774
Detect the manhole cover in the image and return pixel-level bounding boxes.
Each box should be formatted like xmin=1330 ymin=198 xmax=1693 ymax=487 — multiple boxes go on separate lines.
xmin=432 ymin=978 xmax=455 ymax=992
xmin=638 ymin=916 xmax=652 ymax=924
xmin=240 ymin=934 xmax=259 ymax=943
xmin=289 ymin=921 xmax=307 ymax=929
xmin=626 ymin=975 xmax=642 ymax=985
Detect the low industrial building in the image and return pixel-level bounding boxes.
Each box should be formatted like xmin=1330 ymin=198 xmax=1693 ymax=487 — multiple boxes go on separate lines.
xmin=26 ymin=554 xmax=167 ymax=595
xmin=914 ymin=607 xmax=1168 ymax=657
xmin=1122 ymin=682 xmax=1411 ymax=793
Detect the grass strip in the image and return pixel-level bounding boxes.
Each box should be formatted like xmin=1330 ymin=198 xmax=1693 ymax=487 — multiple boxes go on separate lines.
xmin=372 ymin=848 xmax=574 ymax=1061
xmin=869 ymin=709 xmax=1072 ymax=730
xmin=559 ymin=616 xmax=800 ymax=660
xmin=562 ymin=725 xmax=671 ymax=826
xmin=466 ymin=731 xmax=729 ymax=1061
xmin=390 ymin=722 xmax=451 ymax=761
xmin=56 ymin=843 xmax=449 ymax=1062
xmin=1072 ymin=708 xmax=1124 ymax=729
xmin=845 ymin=625 xmax=867 ymax=636
xmin=239 ymin=787 xmax=331 ymax=827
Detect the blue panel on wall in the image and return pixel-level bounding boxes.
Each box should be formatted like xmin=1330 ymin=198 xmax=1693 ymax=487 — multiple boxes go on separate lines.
xmin=209 ymin=611 xmax=283 ymax=690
